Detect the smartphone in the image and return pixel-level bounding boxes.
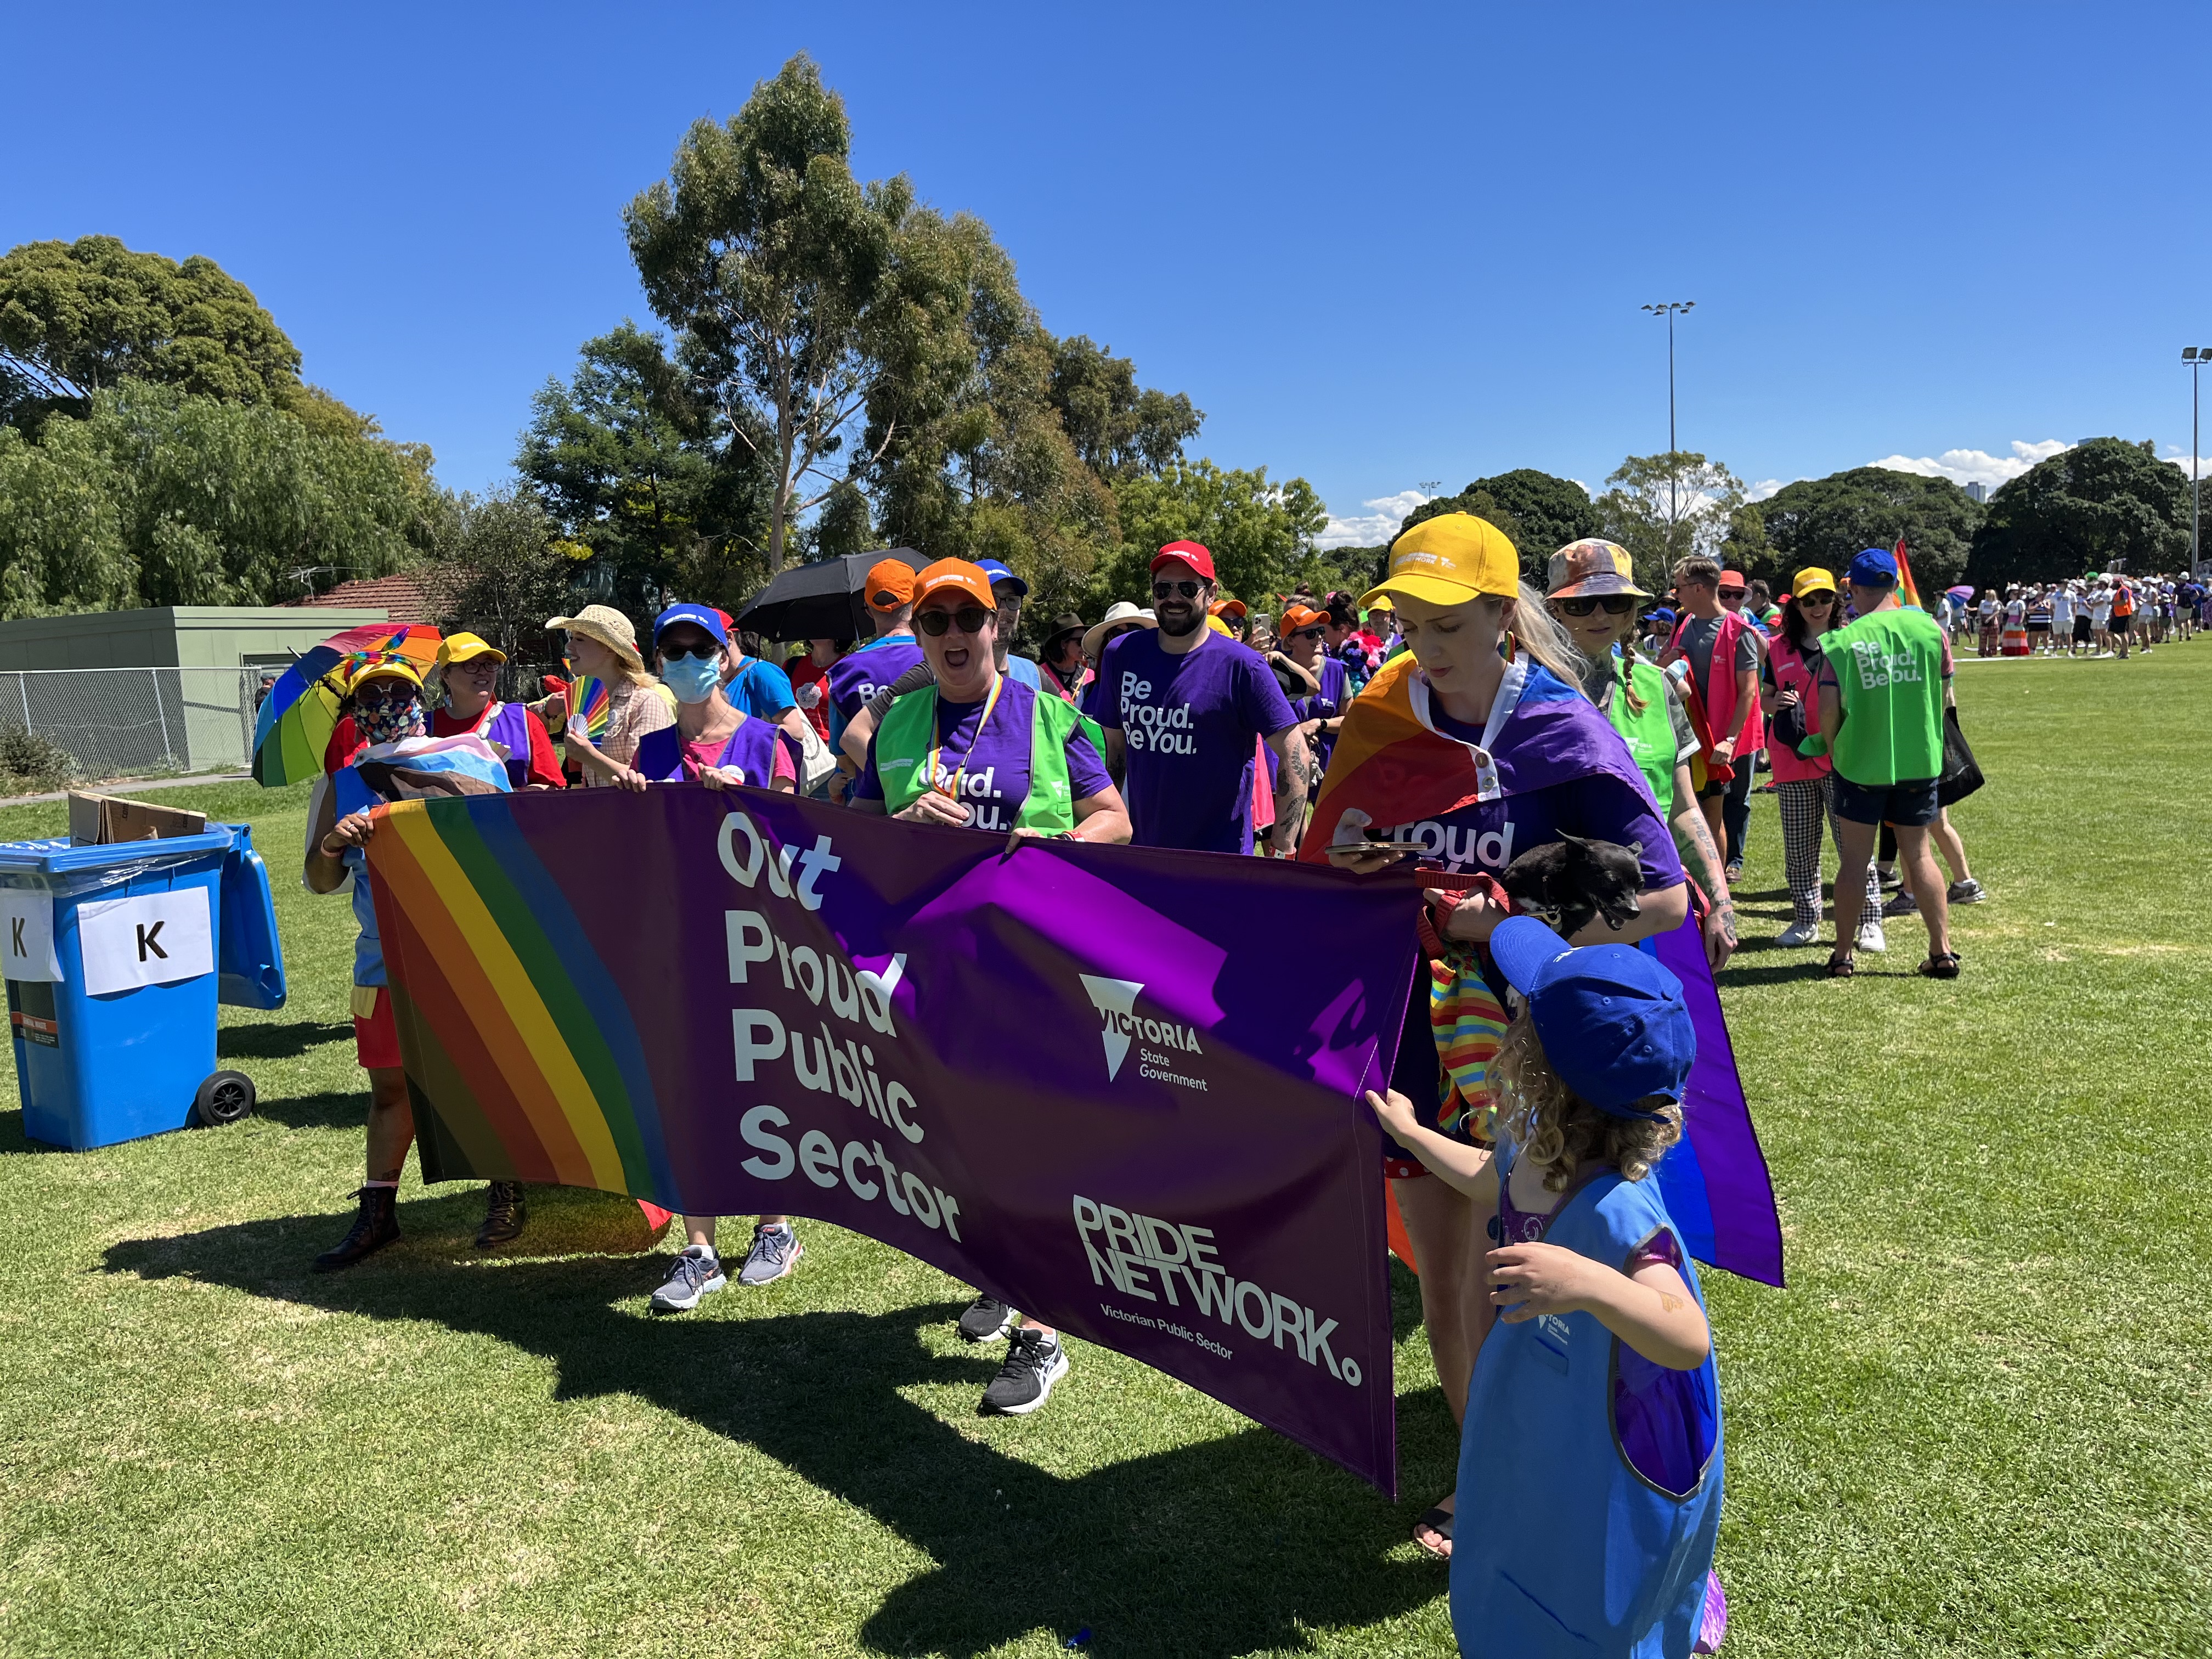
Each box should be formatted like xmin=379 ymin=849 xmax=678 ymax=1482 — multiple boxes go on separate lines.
xmin=1354 ymin=838 xmax=1431 ymax=855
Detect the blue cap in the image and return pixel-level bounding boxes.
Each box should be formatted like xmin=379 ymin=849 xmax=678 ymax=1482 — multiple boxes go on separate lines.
xmin=1647 ymin=606 xmax=1677 ymax=624
xmin=1847 ymin=548 xmax=1898 ymax=587
xmin=653 ymin=603 xmax=729 ymax=646
xmin=973 ymin=559 xmax=1028 ymax=597
xmin=1487 ymin=917 xmax=1695 ymax=1116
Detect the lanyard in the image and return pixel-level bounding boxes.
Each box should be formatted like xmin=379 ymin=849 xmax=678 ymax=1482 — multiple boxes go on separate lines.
xmin=927 ymin=673 xmax=1007 ymax=806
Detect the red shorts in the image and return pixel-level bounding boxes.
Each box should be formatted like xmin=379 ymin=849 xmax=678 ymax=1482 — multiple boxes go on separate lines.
xmin=353 ymin=985 xmax=402 ymax=1071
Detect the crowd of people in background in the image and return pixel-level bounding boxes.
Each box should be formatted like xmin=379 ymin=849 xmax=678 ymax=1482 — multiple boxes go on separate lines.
xmin=292 ymin=511 xmax=2080 ymax=1658
xmin=1940 ymin=572 xmax=2203 ymax=662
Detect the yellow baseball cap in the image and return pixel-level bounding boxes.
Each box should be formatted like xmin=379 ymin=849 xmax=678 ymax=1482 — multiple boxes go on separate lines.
xmin=1362 ymin=513 xmax=1521 ymax=610
xmin=436 ymin=630 xmax=506 ymax=667
xmin=348 ymin=655 xmax=424 ymax=692
xmin=1791 ymin=567 xmax=1838 ymax=600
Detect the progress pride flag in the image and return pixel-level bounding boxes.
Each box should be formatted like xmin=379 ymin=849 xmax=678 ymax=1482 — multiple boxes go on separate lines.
xmin=368 ymin=785 xmax=1421 ymax=1491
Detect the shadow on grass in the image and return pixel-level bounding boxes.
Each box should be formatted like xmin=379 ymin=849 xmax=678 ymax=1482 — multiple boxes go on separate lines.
xmin=106 ymin=1203 xmax=1452 ymax=1657
xmin=249 ymin=1090 xmax=366 ymax=1131
xmin=218 ymin=1020 xmax=352 ymax=1061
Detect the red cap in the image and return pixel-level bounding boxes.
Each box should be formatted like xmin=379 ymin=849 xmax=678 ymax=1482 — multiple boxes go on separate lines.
xmin=1152 ymin=540 xmax=1216 ymax=581
xmin=1717 ymin=568 xmax=1747 ymax=591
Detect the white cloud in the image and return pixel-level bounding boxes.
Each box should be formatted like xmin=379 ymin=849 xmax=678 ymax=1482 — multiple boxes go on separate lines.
xmin=2160 ymin=445 xmax=2212 ymax=481
xmin=1318 ymin=488 xmax=1431 ymax=549
xmin=1746 ymin=478 xmax=1791 ymax=501
xmin=1867 ymin=439 xmax=2069 ymax=489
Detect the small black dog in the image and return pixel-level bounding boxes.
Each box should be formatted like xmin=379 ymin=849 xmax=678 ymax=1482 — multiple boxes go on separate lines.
xmin=1500 ymin=832 xmax=1644 ymax=939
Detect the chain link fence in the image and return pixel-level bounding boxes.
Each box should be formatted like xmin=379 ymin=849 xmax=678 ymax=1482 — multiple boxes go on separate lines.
xmin=0 ymin=668 xmax=258 ymax=780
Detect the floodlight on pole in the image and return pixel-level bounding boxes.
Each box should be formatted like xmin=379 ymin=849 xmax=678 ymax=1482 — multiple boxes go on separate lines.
xmin=2188 ymin=347 xmax=2211 ymax=577
xmin=1641 ymin=302 xmax=1696 ymax=531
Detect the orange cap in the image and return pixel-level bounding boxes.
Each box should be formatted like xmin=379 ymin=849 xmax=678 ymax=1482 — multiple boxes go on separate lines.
xmin=1209 ymin=596 xmax=1248 ymax=621
xmin=1278 ymin=603 xmax=1328 ymax=636
xmin=911 ymin=559 xmax=997 ymax=612
xmin=865 ymin=560 xmax=916 ymax=612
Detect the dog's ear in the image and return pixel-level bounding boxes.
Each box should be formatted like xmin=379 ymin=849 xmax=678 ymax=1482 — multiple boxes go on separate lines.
xmin=1623 ymin=839 xmax=1643 ymax=861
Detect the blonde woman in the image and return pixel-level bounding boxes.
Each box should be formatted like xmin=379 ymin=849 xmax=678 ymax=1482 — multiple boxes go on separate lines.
xmin=1301 ymin=512 xmax=1690 ymax=1560
xmin=539 ymin=604 xmax=673 ymax=791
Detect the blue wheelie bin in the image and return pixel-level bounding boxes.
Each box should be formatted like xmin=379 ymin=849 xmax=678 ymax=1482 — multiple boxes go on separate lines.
xmin=1 ymin=823 xmax=287 ymax=1150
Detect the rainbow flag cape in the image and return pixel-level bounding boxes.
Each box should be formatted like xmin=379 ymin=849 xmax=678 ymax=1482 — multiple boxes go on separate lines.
xmin=1300 ymin=651 xmax=1784 ymax=1287
xmin=1893 ymin=535 xmax=1923 ymax=610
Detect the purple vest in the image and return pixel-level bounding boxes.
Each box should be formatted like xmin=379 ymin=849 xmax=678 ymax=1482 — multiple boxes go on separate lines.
xmin=633 ymin=716 xmax=788 ymax=786
xmin=481 ymin=702 xmax=532 ymax=788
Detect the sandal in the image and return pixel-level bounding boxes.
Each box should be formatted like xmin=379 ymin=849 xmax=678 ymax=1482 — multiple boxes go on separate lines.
xmin=1413 ymin=1499 xmax=1454 ymax=1560
xmin=1825 ymin=952 xmax=1855 ymax=978
xmin=1918 ymin=951 xmax=1962 ymax=980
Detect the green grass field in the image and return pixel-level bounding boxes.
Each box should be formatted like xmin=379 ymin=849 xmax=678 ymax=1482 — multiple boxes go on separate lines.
xmin=2 ymin=645 xmax=2207 ymax=1658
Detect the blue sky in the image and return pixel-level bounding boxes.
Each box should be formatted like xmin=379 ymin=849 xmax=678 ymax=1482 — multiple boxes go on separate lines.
xmin=11 ymin=2 xmax=2212 ymax=548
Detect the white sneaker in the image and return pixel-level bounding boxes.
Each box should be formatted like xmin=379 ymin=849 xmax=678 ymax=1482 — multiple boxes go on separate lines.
xmin=1856 ymin=918 xmax=1887 ymax=953
xmin=1775 ymin=920 xmax=1821 ymax=948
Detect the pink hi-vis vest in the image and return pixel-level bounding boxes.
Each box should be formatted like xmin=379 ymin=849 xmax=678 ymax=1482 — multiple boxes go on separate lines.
xmin=1762 ymin=633 xmax=1829 ymax=785
xmin=1668 ymin=610 xmax=1763 ymax=757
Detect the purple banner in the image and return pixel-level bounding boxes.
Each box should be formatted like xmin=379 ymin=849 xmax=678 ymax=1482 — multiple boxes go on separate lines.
xmin=378 ymin=785 xmax=1422 ymax=1493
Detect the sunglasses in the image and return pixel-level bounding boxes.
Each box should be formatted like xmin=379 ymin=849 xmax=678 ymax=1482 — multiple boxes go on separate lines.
xmin=916 ymin=605 xmax=994 ymax=637
xmin=1290 ymin=626 xmax=1328 ymax=641
xmin=1553 ymin=595 xmax=1638 ymax=616
xmin=659 ymin=640 xmax=720 ymax=662
xmin=1797 ymin=591 xmax=1837 ymax=605
xmin=353 ymin=681 xmax=416 ymax=707
xmin=1152 ymin=580 xmax=1205 ymax=600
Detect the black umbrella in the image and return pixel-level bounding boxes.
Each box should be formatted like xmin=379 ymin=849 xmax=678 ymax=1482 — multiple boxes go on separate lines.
xmin=734 ymin=548 xmax=929 ymax=643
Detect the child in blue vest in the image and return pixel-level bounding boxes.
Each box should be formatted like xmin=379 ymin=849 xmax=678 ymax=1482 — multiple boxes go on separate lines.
xmin=1370 ymin=916 xmax=1725 ymax=1658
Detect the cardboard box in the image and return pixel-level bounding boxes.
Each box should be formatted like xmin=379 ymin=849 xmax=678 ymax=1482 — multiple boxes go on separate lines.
xmin=66 ymin=791 xmax=209 ymax=846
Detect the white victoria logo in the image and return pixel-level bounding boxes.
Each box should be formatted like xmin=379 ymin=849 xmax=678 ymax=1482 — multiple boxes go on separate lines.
xmin=1080 ymin=974 xmax=1143 ymax=1080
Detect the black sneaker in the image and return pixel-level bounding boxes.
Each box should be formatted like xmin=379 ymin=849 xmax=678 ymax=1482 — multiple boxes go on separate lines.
xmin=475 ymin=1181 xmax=527 ymax=1248
xmin=1947 ymin=878 xmax=1987 ymax=905
xmin=313 ymin=1186 xmax=399 ymax=1272
xmin=958 ymin=1295 xmax=1017 ymax=1342
xmin=979 ymin=1327 xmax=1069 ymax=1415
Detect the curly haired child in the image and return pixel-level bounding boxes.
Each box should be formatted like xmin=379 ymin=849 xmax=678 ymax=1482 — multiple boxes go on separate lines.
xmin=1370 ymin=916 xmax=1726 ymax=1658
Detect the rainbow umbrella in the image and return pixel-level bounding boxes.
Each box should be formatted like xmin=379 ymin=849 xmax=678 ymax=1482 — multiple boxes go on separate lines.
xmin=252 ymin=623 xmax=443 ymax=786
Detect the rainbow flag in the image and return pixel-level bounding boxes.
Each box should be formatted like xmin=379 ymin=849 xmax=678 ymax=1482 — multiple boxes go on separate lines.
xmin=1893 ymin=535 xmax=1923 ymax=610
xmin=366 ymin=798 xmax=677 ymax=1203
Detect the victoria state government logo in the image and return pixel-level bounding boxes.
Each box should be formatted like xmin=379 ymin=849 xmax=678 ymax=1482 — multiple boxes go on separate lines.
xmin=1079 ymin=974 xmax=1207 ymax=1090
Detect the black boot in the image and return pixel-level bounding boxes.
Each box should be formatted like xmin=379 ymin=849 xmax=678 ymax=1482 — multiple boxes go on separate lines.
xmin=313 ymin=1186 xmax=400 ymax=1272
xmin=476 ymin=1181 xmax=527 ymax=1248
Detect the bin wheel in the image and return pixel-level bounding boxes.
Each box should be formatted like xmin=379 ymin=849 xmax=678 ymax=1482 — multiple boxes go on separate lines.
xmin=193 ymin=1070 xmax=256 ymax=1128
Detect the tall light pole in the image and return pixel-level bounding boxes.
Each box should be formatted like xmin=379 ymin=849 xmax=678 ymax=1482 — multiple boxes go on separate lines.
xmin=1642 ymin=301 xmax=1695 ymax=530
xmin=2188 ymin=348 xmax=2211 ymax=577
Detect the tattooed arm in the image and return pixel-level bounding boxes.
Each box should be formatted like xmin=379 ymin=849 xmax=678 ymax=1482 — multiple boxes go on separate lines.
xmin=1265 ymin=724 xmax=1311 ymax=854
xmin=1671 ymin=761 xmax=1736 ymax=969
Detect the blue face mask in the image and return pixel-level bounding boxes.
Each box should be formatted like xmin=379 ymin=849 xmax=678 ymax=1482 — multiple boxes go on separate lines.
xmin=663 ymin=654 xmax=721 ymax=706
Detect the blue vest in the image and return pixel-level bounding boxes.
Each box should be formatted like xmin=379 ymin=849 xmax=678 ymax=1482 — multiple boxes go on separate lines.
xmin=1452 ymin=1153 xmax=1723 ymax=1658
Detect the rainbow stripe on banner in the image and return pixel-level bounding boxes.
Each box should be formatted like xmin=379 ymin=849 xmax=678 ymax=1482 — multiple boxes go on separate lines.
xmin=369 ymin=798 xmax=675 ymax=1204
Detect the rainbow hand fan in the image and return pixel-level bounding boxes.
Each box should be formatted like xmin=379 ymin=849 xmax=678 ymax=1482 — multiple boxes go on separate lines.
xmin=566 ymin=675 xmax=611 ymax=741
xmin=251 ymin=623 xmax=443 ymax=786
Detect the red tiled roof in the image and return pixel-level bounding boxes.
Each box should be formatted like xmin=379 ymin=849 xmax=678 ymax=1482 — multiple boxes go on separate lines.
xmin=281 ymin=571 xmax=439 ymax=624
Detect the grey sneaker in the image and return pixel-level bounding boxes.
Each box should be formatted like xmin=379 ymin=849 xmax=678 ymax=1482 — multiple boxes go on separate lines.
xmin=1855 ymin=918 xmax=1887 ymax=953
xmin=1775 ymin=919 xmax=1821 ymax=948
xmin=958 ymin=1295 xmax=1018 ymax=1342
xmin=1882 ymin=890 xmax=1920 ymax=918
xmin=735 ymin=1223 xmax=804 ymax=1286
xmin=650 ymin=1246 xmax=726 ymax=1313
xmin=1946 ymin=878 xmax=1987 ymax=905
xmin=979 ymin=1327 xmax=1069 ymax=1415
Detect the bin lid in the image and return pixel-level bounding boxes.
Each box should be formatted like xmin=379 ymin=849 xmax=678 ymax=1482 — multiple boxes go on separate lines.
xmin=0 ymin=826 xmax=242 ymax=875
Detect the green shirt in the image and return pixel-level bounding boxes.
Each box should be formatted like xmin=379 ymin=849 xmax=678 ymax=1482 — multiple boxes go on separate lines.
xmin=1823 ymin=605 xmax=1947 ymax=786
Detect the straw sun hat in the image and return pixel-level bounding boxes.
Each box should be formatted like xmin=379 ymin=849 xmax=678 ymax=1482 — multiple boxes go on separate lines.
xmin=546 ymin=604 xmax=645 ymax=672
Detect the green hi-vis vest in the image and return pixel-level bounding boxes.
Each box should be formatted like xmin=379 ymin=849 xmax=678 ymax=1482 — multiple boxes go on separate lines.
xmin=1603 ymin=656 xmax=1680 ymax=819
xmin=873 ymin=680 xmax=1105 ymax=834
xmin=1824 ymin=604 xmax=1946 ymax=787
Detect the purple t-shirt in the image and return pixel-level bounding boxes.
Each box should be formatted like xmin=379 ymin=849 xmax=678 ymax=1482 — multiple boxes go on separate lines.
xmin=855 ymin=678 xmax=1111 ymax=832
xmin=828 ymin=634 xmax=926 ymax=739
xmin=1098 ymin=629 xmax=1297 ymax=854
xmin=1369 ymin=704 xmax=1685 ymax=889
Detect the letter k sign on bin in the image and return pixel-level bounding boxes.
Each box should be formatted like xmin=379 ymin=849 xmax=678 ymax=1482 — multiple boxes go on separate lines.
xmin=76 ymin=889 xmax=212 ymax=995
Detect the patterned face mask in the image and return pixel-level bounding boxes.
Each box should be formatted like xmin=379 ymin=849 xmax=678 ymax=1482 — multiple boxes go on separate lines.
xmin=356 ymin=689 xmax=425 ymax=747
